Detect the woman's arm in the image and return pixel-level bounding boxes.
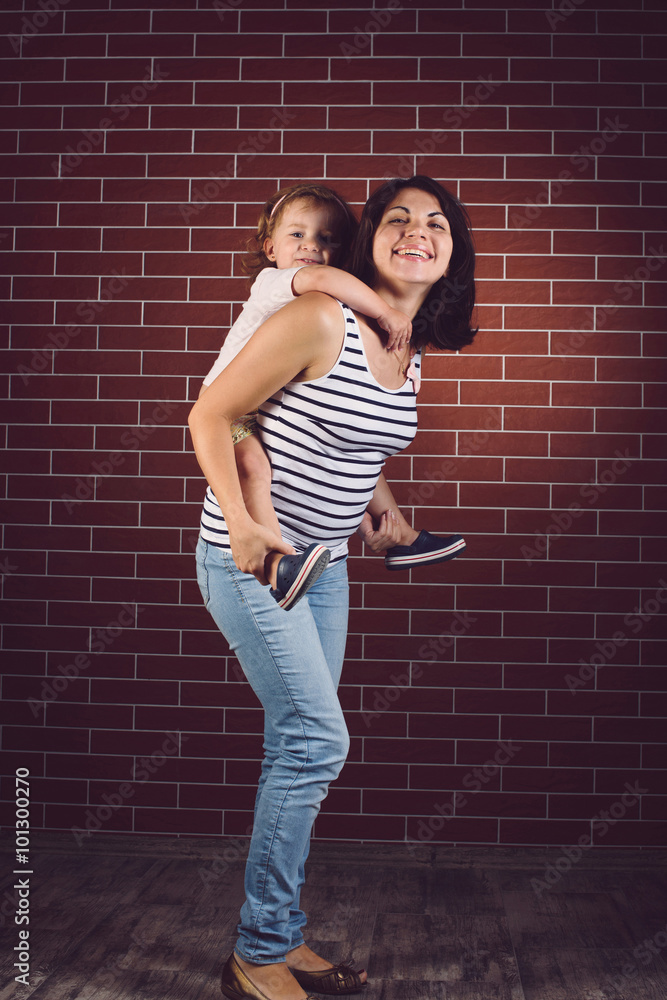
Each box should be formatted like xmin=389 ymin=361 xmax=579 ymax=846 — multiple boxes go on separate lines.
xmin=188 ymin=291 xmax=344 ymax=583
xmin=293 ymin=265 xmax=411 ymax=352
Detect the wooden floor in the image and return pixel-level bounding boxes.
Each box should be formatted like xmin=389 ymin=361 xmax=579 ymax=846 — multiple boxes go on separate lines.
xmin=1 ymin=834 xmax=666 ymax=999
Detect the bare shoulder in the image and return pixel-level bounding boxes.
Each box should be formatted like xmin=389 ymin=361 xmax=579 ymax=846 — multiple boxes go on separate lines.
xmin=281 ymin=290 xmax=345 ymax=350
xmin=286 ymin=292 xmax=345 ymax=380
xmin=287 ymin=289 xmax=344 ymax=326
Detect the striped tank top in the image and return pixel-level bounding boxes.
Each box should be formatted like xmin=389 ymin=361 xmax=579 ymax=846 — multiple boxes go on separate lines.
xmin=200 ymin=302 xmax=421 ymax=563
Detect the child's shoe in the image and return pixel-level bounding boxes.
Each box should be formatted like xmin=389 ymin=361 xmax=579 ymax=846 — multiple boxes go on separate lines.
xmin=384 ymin=530 xmax=465 ymax=571
xmin=270 ymin=543 xmax=330 ymax=610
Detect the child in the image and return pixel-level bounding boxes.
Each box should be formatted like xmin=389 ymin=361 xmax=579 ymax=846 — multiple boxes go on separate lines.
xmin=200 ymin=183 xmax=465 ymax=609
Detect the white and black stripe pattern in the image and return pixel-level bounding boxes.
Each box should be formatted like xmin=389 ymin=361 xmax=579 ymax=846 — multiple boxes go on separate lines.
xmin=200 ymin=303 xmax=421 ymax=563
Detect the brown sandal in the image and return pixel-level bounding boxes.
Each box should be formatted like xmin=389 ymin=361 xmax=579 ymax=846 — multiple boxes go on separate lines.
xmin=221 ymin=953 xmax=318 ymax=1000
xmin=289 ymin=963 xmax=367 ymax=996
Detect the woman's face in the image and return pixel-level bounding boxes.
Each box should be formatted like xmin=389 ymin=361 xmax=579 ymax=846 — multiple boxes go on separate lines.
xmin=371 ymin=187 xmax=453 ymax=294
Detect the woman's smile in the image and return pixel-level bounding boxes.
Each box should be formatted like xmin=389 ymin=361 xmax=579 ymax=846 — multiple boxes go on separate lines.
xmin=393 ymin=244 xmax=434 ymax=260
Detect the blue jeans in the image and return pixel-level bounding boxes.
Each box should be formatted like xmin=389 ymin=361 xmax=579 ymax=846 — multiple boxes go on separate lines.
xmin=196 ymin=538 xmax=350 ymax=963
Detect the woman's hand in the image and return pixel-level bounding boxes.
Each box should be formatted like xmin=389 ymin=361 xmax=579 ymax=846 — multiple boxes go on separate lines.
xmin=376 ymin=306 xmax=412 ymax=353
xmin=228 ymin=519 xmax=296 ymax=586
xmin=356 ymin=510 xmax=403 ymax=554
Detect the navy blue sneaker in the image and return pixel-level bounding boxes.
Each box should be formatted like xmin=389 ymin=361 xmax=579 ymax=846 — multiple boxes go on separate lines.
xmin=270 ymin=543 xmax=330 ymax=610
xmin=384 ymin=530 xmax=466 ymax=571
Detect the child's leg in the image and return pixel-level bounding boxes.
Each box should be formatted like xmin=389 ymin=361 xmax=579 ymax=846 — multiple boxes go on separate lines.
xmin=233 ymin=419 xmax=330 ymax=606
xmin=367 ymin=472 xmax=419 ymax=547
xmin=234 ymin=432 xmax=285 ymax=589
xmin=368 ymin=471 xmax=466 ymax=570
xmin=235 ymin=434 xmax=279 ymax=532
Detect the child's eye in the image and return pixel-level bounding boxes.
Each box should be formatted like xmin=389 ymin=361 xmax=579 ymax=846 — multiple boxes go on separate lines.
xmin=290 ymin=231 xmax=304 ymax=238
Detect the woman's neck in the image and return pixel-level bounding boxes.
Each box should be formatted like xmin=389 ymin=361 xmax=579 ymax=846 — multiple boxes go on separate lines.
xmin=371 ymin=280 xmax=431 ymax=320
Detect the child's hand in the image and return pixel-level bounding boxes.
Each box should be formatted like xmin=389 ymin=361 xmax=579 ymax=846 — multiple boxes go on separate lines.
xmin=377 ymin=307 xmax=412 ymax=353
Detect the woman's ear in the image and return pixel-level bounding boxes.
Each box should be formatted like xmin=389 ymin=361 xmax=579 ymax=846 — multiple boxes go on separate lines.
xmin=263 ymin=236 xmax=276 ymax=261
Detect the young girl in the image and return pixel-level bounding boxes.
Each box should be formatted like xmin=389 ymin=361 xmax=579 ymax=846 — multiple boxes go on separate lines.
xmin=199 ymin=183 xmax=465 ymax=609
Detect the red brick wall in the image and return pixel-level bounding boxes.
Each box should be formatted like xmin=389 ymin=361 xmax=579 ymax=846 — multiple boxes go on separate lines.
xmin=2 ymin=0 xmax=666 ymax=850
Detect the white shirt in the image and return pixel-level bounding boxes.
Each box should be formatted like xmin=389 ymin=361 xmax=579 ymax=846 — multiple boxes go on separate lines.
xmin=202 ymin=266 xmax=305 ymax=386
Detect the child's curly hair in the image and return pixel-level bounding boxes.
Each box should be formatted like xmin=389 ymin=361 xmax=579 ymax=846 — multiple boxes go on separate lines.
xmin=242 ymin=183 xmax=358 ymax=283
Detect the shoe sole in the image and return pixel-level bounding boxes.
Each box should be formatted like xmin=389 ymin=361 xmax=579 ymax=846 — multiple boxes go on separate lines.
xmin=220 ymin=983 xmax=246 ymax=1000
xmin=279 ymin=544 xmax=330 ymax=610
xmin=385 ymin=537 xmax=466 ymax=571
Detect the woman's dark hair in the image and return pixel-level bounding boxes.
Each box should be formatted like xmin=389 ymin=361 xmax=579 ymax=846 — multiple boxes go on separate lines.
xmin=349 ymin=175 xmax=478 ymax=351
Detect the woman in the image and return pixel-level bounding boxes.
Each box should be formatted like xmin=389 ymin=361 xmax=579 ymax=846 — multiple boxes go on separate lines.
xmin=188 ymin=176 xmax=477 ymax=1000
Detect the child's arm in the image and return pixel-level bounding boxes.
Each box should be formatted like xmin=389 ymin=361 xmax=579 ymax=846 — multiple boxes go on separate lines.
xmin=293 ymin=265 xmax=411 ymax=352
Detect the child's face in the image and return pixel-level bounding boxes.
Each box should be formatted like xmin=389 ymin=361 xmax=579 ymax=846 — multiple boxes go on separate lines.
xmin=263 ymin=198 xmax=337 ymax=269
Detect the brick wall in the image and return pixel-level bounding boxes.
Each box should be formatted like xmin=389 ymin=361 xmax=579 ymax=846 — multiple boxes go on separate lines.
xmin=1 ymin=0 xmax=666 ymax=850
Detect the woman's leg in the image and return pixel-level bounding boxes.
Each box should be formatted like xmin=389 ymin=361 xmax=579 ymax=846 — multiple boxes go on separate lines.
xmin=196 ymin=539 xmax=350 ymax=965
xmin=282 ymin=559 xmax=349 ymax=953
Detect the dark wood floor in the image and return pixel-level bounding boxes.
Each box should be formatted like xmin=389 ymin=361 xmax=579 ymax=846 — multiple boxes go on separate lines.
xmin=1 ymin=834 xmax=666 ymax=999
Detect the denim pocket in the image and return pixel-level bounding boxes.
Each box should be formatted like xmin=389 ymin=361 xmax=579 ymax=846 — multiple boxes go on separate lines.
xmin=195 ymin=537 xmax=211 ymax=609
